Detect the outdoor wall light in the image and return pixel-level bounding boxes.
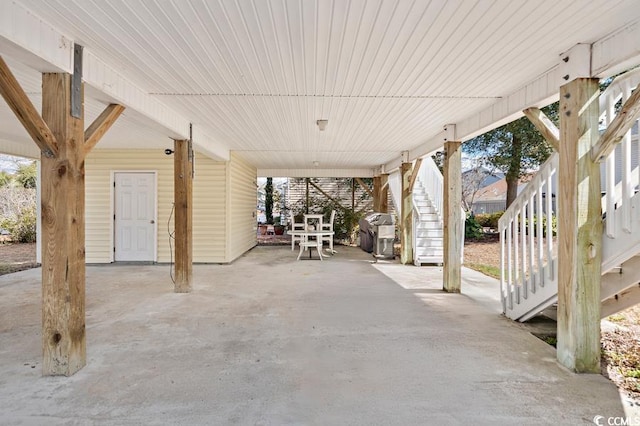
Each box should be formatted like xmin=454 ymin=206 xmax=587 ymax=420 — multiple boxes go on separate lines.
xmin=316 ymin=119 xmax=328 ymax=131
xmin=164 ymin=149 xmax=174 ymax=155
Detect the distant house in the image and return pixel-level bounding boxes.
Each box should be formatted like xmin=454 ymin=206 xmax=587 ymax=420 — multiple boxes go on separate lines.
xmin=469 ymin=176 xmax=537 ymax=214
xmin=462 ymin=167 xmax=504 ymax=212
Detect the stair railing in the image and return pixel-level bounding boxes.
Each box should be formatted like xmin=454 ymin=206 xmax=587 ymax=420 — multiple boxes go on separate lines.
xmin=599 ymin=68 xmax=640 ymax=272
xmin=498 ymin=154 xmax=558 ymax=316
xmin=499 ymin=67 xmax=640 ymax=319
xmin=412 ymin=157 xmax=443 ymax=260
xmin=417 ymin=156 xmax=444 ymax=218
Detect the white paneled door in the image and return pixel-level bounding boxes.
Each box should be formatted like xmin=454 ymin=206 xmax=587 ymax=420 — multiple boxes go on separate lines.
xmin=114 ymin=172 xmax=156 ymax=262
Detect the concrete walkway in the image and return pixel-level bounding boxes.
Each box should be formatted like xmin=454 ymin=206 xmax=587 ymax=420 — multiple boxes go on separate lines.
xmin=0 ymin=246 xmax=625 ymax=425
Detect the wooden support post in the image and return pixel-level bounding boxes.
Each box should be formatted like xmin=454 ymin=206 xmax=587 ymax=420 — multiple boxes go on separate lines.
xmin=400 ymin=162 xmax=413 ymax=265
xmin=40 ymin=73 xmax=86 ymax=376
xmin=0 ymin=58 xmax=123 ymax=376
xmin=351 ymin=178 xmax=356 ymax=211
xmin=305 ymin=178 xmax=309 ymax=214
xmin=380 ymin=174 xmax=389 ymax=213
xmin=557 ymin=78 xmax=602 ymax=372
xmin=373 ymin=176 xmax=382 ymax=212
xmin=174 ymin=139 xmax=193 ymax=293
xmin=443 ymin=141 xmax=462 ymax=293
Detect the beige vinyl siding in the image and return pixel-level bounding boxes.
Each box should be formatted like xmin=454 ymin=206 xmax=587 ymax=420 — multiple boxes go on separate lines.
xmin=85 ymin=150 xmax=173 ymax=263
xmin=85 ymin=149 xmax=227 ymax=263
xmin=228 ymin=152 xmax=257 ymax=262
xmin=192 ymin=153 xmax=226 ymax=262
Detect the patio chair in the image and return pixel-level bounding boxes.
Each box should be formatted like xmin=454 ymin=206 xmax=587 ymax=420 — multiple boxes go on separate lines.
xmin=290 ymin=211 xmax=305 ymax=250
xmin=321 ymin=210 xmax=336 ymax=253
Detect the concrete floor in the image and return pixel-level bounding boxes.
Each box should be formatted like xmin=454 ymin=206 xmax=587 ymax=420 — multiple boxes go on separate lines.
xmin=0 ymin=245 xmax=627 ymax=425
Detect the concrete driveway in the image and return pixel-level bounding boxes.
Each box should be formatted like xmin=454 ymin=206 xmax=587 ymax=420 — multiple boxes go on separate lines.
xmin=0 ymin=246 xmax=625 ymax=425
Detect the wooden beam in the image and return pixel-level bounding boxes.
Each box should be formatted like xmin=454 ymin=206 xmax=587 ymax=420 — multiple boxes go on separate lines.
xmin=400 ymin=162 xmax=413 ymax=265
xmin=523 ymin=107 xmax=560 ymax=151
xmin=557 ymin=78 xmax=602 ymax=373
xmin=305 ymin=178 xmax=309 ymax=214
xmin=601 ymin=284 xmax=640 ymax=318
xmin=174 ymin=139 xmax=193 ymax=293
xmin=84 ymin=104 xmax=125 ymax=155
xmin=355 ymin=177 xmax=373 ymax=197
xmin=41 ymin=73 xmax=86 ymax=376
xmin=592 ymin=84 xmax=640 ymax=161
xmin=351 ymin=178 xmax=355 ymax=211
xmin=443 ymin=141 xmax=462 ymax=293
xmin=408 ymin=158 xmax=423 ymax=192
xmin=0 ymin=56 xmax=58 ymax=157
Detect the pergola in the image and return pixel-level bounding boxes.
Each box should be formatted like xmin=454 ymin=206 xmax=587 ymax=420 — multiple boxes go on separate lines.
xmin=1 ymin=0 xmax=639 ymax=376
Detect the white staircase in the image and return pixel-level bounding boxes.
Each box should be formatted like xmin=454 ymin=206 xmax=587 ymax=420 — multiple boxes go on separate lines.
xmin=500 ymin=68 xmax=640 ymax=321
xmin=412 ymin=179 xmax=444 ymax=265
xmin=387 ymin=156 xmax=462 ymax=266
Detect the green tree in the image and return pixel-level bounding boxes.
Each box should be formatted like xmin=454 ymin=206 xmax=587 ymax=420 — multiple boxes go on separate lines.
xmin=265 ymin=177 xmax=273 ymax=224
xmin=464 ymin=103 xmax=557 ymax=208
xmin=15 ymin=161 xmax=37 ymax=189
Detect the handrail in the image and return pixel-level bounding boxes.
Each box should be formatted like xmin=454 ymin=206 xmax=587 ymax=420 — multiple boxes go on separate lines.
xmin=417 ymin=156 xmax=444 ymax=219
xmin=600 ymin=71 xmax=640 ymax=240
xmin=498 ymin=153 xmax=558 ymax=317
xmin=413 ymin=156 xmax=442 ymax=260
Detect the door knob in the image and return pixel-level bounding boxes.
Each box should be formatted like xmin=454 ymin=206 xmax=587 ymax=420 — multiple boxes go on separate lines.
xmin=150 ymin=220 xmax=155 ymax=224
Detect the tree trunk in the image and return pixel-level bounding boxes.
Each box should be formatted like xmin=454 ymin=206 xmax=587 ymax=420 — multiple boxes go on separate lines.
xmin=505 ymin=135 xmax=523 ymax=209
xmin=505 ymin=175 xmax=519 ymax=208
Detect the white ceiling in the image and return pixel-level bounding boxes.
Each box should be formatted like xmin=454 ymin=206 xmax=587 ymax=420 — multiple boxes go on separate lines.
xmin=3 ymin=0 xmax=640 ymax=172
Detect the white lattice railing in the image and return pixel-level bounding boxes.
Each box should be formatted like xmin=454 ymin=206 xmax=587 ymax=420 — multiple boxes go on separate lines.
xmin=500 ymin=67 xmax=640 ymax=320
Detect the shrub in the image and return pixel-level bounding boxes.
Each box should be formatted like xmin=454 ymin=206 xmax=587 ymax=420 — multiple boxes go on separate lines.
xmin=465 ymin=213 xmax=483 ymax=240
xmin=525 ymin=215 xmax=557 ymax=237
xmin=0 ymin=186 xmax=36 ymax=243
xmin=475 ymin=211 xmax=504 ymax=229
xmin=1 ymin=205 xmax=36 ymax=243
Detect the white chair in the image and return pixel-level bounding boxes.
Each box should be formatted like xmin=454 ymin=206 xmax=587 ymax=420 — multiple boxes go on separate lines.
xmin=321 ymin=210 xmax=335 ymax=253
xmin=290 ymin=212 xmax=305 ymax=250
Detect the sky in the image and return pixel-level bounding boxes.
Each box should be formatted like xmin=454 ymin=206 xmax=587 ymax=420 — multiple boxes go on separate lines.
xmin=0 ymin=154 xmax=34 ymax=173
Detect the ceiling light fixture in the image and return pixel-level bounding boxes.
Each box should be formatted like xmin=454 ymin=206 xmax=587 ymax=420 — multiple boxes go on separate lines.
xmin=313 ymin=161 xmax=320 ymax=167
xmin=316 ymin=119 xmax=328 ymax=131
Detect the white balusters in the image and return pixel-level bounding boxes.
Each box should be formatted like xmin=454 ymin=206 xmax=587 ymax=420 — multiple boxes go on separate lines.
xmin=499 ymin=154 xmax=558 ymax=320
